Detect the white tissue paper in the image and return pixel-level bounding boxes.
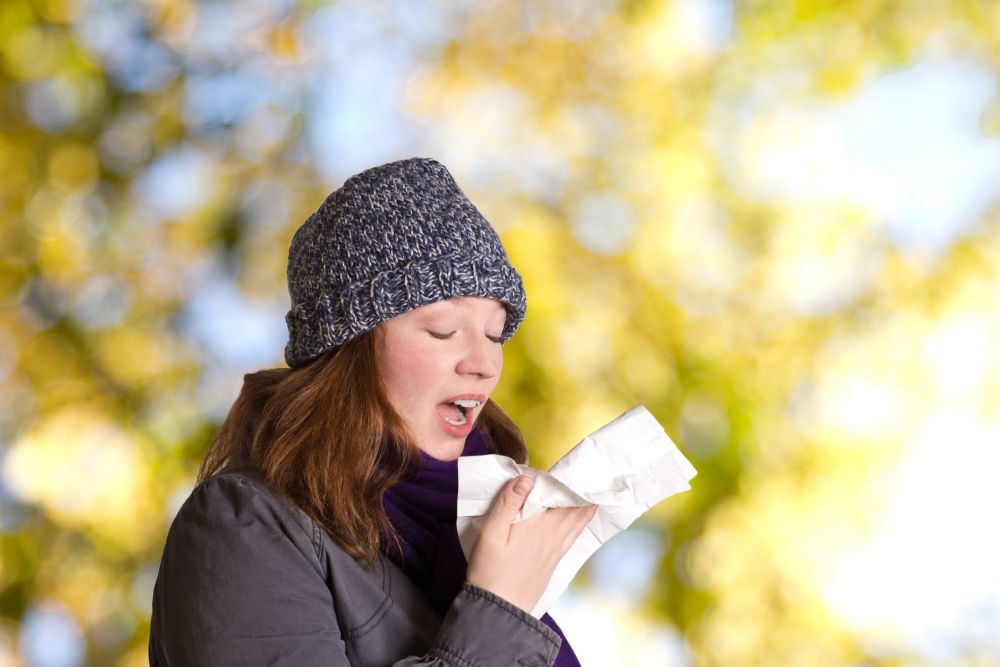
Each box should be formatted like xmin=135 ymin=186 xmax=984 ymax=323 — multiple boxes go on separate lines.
xmin=456 ymin=404 xmax=697 ymax=618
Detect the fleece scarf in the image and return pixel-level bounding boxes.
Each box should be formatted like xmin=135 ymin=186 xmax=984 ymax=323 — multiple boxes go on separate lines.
xmin=381 ymin=430 xmax=580 ymax=666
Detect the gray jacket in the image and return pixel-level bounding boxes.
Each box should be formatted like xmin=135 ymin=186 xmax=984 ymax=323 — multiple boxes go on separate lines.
xmin=149 ymin=467 xmax=562 ymax=666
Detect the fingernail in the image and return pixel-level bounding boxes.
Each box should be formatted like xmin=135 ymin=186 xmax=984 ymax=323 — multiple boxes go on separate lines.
xmin=513 ymin=477 xmax=532 ymax=496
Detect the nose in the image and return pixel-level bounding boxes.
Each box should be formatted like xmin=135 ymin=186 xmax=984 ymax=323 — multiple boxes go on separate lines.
xmin=456 ymin=335 xmax=502 ymax=379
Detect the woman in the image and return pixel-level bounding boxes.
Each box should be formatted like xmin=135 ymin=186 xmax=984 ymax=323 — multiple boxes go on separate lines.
xmin=149 ymin=158 xmax=597 ymax=666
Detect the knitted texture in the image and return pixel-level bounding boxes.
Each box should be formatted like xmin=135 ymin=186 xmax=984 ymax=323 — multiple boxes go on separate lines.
xmin=284 ymin=158 xmax=527 ymax=368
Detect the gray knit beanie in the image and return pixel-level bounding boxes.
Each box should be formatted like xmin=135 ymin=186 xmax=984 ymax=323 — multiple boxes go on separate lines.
xmin=284 ymin=157 xmax=527 ymax=368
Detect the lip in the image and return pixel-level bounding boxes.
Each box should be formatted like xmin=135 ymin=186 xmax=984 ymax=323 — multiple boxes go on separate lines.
xmin=436 ymin=393 xmax=488 ymax=439
xmin=439 ymin=413 xmax=476 ymax=438
xmin=443 ymin=393 xmax=488 ymax=404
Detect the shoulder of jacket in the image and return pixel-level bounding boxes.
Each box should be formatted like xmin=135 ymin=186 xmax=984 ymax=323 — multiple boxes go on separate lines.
xmin=191 ymin=465 xmax=282 ymax=507
xmin=181 ymin=466 xmax=327 ymax=564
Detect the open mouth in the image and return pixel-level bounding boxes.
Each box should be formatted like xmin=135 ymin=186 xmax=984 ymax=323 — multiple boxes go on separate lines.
xmin=440 ymin=398 xmax=481 ymax=426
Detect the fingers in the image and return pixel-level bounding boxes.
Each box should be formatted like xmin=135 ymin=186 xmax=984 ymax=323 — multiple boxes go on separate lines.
xmin=481 ymin=477 xmax=598 ymax=554
xmin=551 ymin=504 xmax=597 ymax=549
xmin=510 ymin=503 xmax=598 ymax=556
xmin=480 ymin=475 xmax=534 ymax=541
xmin=562 ymin=504 xmax=598 ymax=551
xmin=550 ymin=503 xmax=598 ymax=527
xmin=467 ymin=498 xmax=599 ymax=612
xmin=572 ymin=504 xmax=598 ymax=532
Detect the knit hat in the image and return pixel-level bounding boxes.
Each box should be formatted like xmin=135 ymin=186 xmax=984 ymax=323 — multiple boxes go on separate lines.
xmin=284 ymin=157 xmax=527 ymax=368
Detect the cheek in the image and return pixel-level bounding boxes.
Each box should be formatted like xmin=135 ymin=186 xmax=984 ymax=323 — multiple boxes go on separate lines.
xmin=381 ymin=340 xmax=444 ymax=400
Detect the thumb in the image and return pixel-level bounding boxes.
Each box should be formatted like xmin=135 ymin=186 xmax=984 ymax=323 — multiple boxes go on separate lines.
xmin=481 ymin=476 xmax=533 ymax=540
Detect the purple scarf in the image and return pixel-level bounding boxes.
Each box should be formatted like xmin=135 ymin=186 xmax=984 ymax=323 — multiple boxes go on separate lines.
xmin=381 ymin=430 xmax=581 ymax=666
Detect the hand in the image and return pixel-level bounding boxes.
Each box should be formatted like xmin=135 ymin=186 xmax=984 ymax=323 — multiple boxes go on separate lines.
xmin=466 ymin=475 xmax=598 ymax=613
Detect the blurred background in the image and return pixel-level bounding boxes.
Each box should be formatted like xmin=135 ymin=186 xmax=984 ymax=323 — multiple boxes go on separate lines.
xmin=2 ymin=0 xmax=999 ymax=665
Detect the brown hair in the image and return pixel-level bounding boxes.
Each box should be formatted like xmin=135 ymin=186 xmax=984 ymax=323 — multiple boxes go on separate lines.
xmin=197 ymin=329 xmax=527 ymax=565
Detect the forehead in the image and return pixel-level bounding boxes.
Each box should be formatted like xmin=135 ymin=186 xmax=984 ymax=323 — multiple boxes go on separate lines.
xmin=407 ymin=296 xmax=506 ymax=318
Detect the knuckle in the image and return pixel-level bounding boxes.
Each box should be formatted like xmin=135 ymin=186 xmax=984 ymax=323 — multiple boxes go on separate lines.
xmin=501 ymin=498 xmax=520 ymax=511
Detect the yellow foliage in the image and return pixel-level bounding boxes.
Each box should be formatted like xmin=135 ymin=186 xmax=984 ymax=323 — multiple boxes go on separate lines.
xmin=3 ymin=0 xmax=1000 ymax=663
xmin=94 ymin=327 xmax=187 ymax=390
xmin=4 ymin=408 xmax=155 ymax=546
xmin=48 ymin=143 xmax=99 ymax=191
xmin=40 ymin=0 xmax=83 ymax=24
xmin=1 ymin=23 xmax=68 ymax=80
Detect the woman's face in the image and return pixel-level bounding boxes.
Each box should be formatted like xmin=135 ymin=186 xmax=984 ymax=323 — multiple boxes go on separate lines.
xmin=377 ymin=296 xmax=507 ymax=461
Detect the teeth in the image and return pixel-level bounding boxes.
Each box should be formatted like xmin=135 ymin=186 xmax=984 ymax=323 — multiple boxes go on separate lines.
xmin=444 ymin=399 xmax=478 ymax=427
xmin=444 ymin=412 xmax=468 ymax=426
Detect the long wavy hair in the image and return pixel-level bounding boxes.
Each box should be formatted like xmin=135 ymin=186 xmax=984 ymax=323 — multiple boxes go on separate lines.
xmin=197 ymin=328 xmax=527 ymax=565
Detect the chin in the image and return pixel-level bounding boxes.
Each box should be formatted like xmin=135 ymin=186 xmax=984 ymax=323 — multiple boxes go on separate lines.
xmin=423 ymin=439 xmax=465 ymax=462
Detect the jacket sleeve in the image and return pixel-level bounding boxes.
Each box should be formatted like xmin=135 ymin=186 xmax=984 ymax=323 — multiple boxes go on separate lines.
xmin=150 ymin=473 xmax=349 ymax=665
xmin=150 ymin=474 xmax=561 ymax=666
xmin=409 ymin=583 xmax=562 ymax=667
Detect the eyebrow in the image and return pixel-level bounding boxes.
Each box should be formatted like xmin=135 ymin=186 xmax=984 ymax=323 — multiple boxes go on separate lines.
xmin=412 ymin=303 xmax=506 ymax=325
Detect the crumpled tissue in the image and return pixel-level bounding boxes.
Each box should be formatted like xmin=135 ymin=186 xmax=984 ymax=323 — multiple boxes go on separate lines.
xmin=456 ymin=404 xmax=697 ymax=617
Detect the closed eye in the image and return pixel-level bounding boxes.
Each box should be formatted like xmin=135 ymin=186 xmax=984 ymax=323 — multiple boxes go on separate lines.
xmin=486 ymin=334 xmax=502 ymax=344
xmin=428 ymin=330 xmax=455 ymax=340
